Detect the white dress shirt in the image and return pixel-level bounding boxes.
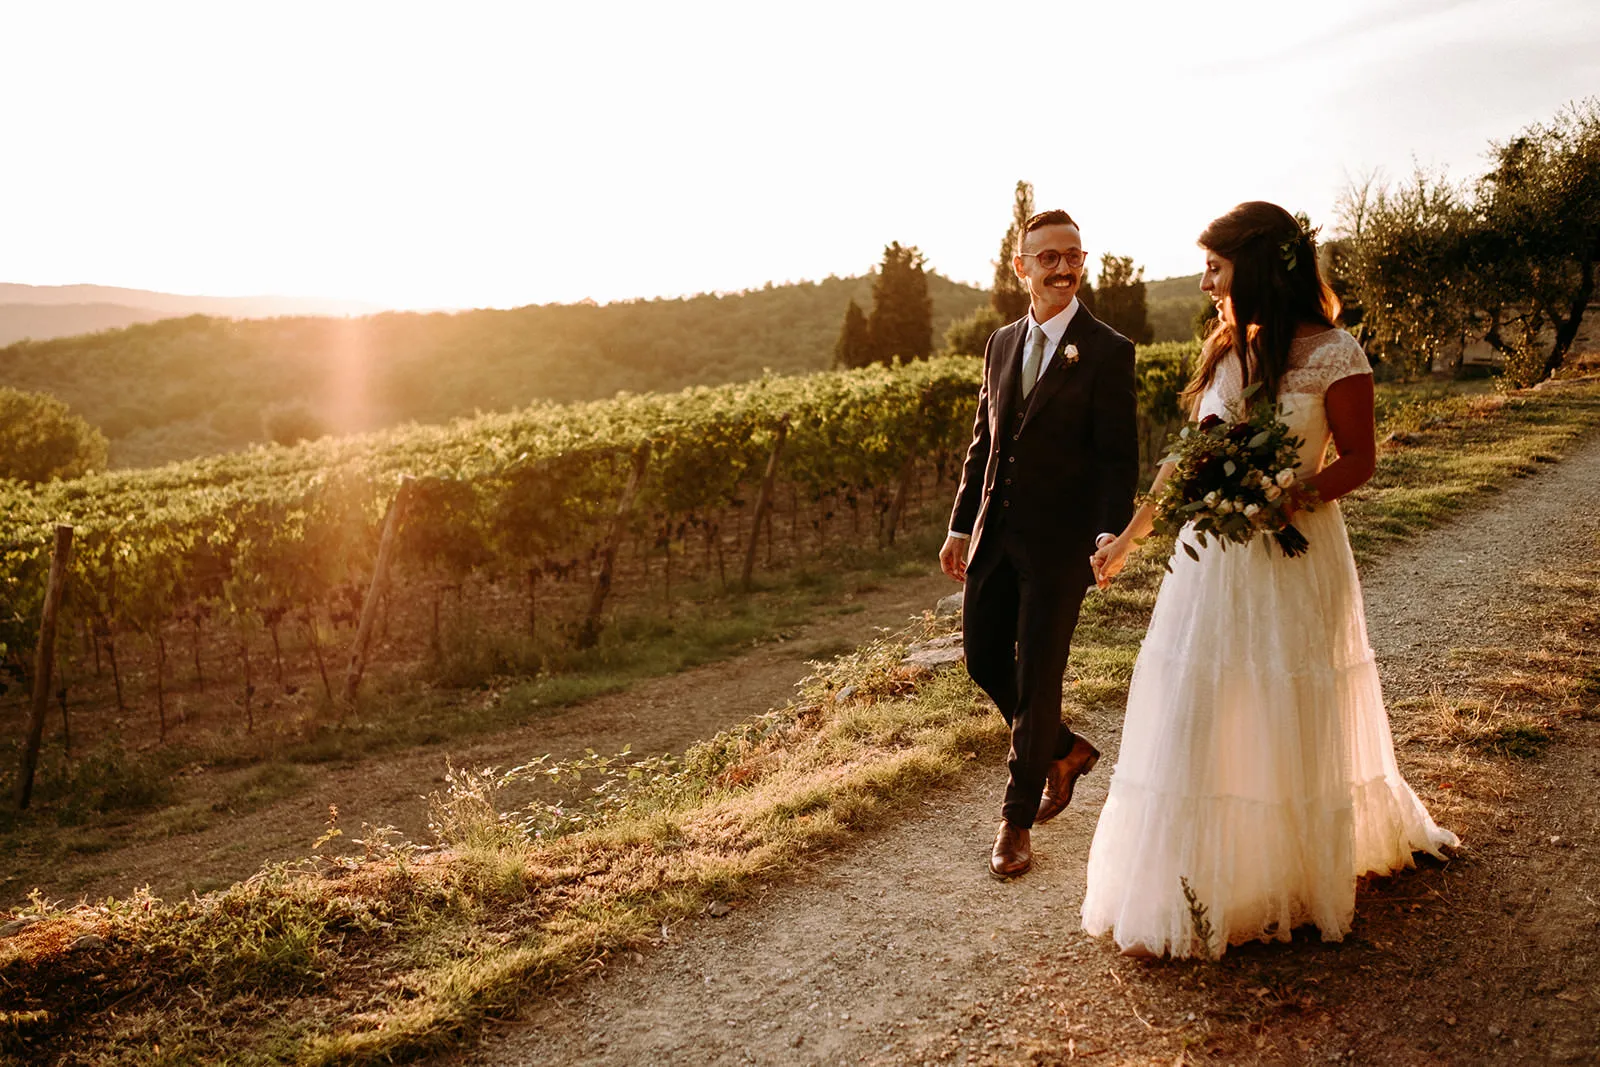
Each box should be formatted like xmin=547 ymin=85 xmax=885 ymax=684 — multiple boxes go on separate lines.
xmin=947 ymin=298 xmax=1112 ymax=549
xmin=1026 ymin=297 xmax=1079 ymax=383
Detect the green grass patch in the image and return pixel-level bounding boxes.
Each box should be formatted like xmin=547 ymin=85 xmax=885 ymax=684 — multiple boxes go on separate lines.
xmin=0 ymin=521 xmax=949 ymax=867
xmin=0 ymin=742 xmax=181 ymax=842
xmin=213 ymin=763 xmax=314 ymax=815
xmin=4 ymin=378 xmax=1598 ymax=1065
xmin=145 ymin=801 xmax=217 ymax=839
xmin=1345 ymin=380 xmax=1600 ymax=561
xmin=1 ymin=621 xmax=1004 ymax=1064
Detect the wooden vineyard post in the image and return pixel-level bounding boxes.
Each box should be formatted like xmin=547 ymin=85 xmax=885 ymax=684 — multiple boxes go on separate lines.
xmin=16 ymin=525 xmax=73 ymax=811
xmin=342 ymin=478 xmax=412 ymax=707
xmin=577 ymin=448 xmax=649 ymax=648
xmin=884 ymin=453 xmax=918 ymax=546
xmin=742 ymin=415 xmax=789 ymax=590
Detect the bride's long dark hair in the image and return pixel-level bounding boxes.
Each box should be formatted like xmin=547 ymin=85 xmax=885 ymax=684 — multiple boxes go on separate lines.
xmin=1181 ymin=201 xmax=1342 ymax=411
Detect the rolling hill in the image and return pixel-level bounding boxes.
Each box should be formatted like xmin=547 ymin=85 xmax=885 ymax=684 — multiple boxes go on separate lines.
xmin=0 ymin=269 xmax=1206 ymax=471
xmin=0 ymin=275 xmax=988 ymax=469
xmin=1144 ymin=273 xmax=1207 ymax=344
xmin=0 ymin=283 xmax=384 ymax=347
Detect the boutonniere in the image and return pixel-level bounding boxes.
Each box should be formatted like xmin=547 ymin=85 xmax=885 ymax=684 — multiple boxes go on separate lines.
xmin=1060 ymin=343 xmax=1080 ymax=367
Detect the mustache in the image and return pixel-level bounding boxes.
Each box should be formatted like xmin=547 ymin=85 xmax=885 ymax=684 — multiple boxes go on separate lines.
xmin=1045 ymin=273 xmax=1077 ymax=287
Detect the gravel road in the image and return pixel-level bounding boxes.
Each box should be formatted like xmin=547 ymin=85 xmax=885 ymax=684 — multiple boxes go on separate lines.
xmin=454 ymin=425 xmax=1600 ymax=1067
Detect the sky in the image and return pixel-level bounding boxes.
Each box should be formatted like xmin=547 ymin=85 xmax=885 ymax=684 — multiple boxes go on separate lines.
xmin=3 ymin=0 xmax=1598 ymax=311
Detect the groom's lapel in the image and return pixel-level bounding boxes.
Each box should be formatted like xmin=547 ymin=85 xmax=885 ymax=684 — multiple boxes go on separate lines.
xmin=1020 ymin=306 xmax=1094 ymax=434
xmin=992 ymin=319 xmax=1027 ymax=425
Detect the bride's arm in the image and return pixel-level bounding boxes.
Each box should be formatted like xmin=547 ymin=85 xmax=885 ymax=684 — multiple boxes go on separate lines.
xmin=1089 ymin=459 xmax=1176 ymax=588
xmin=1295 ymin=373 xmax=1377 ymax=513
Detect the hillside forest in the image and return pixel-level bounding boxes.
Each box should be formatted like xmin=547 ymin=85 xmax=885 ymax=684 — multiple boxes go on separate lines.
xmin=0 ymin=269 xmax=1208 ymax=472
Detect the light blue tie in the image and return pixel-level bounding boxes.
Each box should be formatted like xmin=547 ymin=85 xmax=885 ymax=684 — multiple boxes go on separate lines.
xmin=1022 ymin=324 xmax=1046 ymax=397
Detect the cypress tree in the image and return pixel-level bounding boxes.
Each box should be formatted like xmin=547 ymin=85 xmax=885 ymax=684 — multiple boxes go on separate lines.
xmin=865 ymin=242 xmax=933 ymax=365
xmin=992 ymin=180 xmax=1034 ymax=322
xmin=833 ymin=298 xmax=873 ymax=368
xmin=1092 ymin=254 xmax=1154 ymax=344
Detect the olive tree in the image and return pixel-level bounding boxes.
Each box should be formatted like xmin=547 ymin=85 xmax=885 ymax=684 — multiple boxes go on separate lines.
xmin=1472 ymin=99 xmax=1600 ymax=384
xmin=1335 ymin=171 xmax=1475 ymax=380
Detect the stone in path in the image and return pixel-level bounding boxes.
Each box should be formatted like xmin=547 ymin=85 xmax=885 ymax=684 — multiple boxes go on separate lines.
xmin=458 ymin=429 xmax=1600 ymax=1067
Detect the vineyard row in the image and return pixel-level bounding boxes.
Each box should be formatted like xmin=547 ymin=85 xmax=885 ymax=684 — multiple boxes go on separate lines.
xmin=0 ymin=346 xmax=1197 ymax=734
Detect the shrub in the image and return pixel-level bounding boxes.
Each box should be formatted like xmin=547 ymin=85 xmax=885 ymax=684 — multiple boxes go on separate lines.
xmin=0 ymin=387 xmax=108 ymax=483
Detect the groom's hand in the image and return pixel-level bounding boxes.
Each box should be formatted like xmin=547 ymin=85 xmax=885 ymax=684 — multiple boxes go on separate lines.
xmin=1091 ymin=533 xmax=1126 ymax=589
xmin=939 ymin=535 xmax=970 ymax=583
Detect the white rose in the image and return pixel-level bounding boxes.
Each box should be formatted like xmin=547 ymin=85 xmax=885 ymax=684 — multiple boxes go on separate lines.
xmin=1204 ymin=491 xmax=1219 ymax=507
xmin=1217 ymin=499 xmax=1234 ymax=514
xmin=1259 ymin=475 xmax=1274 ymax=490
xmin=1243 ymin=503 xmax=1261 ymax=518
xmin=1275 ymin=469 xmax=1297 ymax=488
xmin=1265 ymin=485 xmax=1283 ymax=501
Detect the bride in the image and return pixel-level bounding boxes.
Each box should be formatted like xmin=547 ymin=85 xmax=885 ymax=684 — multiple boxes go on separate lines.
xmin=1081 ymin=201 xmax=1458 ymax=959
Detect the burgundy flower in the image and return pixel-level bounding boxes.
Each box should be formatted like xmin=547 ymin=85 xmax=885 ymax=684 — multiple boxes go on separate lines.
xmin=1198 ymin=414 xmax=1224 ymax=431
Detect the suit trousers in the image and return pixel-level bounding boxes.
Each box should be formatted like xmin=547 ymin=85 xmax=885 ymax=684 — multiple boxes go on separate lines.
xmin=963 ymin=521 xmax=1088 ymax=828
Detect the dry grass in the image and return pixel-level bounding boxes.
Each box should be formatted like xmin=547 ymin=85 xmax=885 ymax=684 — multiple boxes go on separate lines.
xmin=1398 ymin=690 xmax=1554 ymax=758
xmin=1388 ymin=552 xmax=1600 ymax=833
xmin=2 ymin=623 xmax=1012 ymax=1064
xmin=1345 ymin=375 xmax=1600 ymax=561
xmin=900 ymin=489 xmax=1600 ymax=1067
xmin=3 ymin=379 xmax=1599 ymax=1065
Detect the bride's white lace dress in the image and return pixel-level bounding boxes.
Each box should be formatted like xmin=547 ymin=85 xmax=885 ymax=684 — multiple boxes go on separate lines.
xmin=1080 ymin=329 xmax=1459 ymax=959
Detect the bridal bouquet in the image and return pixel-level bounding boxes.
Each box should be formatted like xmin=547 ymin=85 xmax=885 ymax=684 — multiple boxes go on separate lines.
xmin=1150 ymin=386 xmax=1313 ymax=563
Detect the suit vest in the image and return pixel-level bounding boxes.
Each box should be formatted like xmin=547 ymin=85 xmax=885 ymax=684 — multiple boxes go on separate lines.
xmin=990 ymin=370 xmax=1033 ymax=525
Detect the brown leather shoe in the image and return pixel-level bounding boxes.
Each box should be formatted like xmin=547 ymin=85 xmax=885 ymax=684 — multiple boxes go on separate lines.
xmin=1034 ymin=735 xmax=1101 ymax=825
xmin=989 ymin=821 xmax=1032 ymax=880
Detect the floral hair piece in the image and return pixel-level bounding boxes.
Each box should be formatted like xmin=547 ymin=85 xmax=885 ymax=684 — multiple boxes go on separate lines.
xmin=1278 ymin=212 xmax=1321 ymax=272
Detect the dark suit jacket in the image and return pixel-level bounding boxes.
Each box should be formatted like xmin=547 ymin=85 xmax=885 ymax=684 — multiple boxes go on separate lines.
xmin=948 ymin=305 xmax=1140 ymax=584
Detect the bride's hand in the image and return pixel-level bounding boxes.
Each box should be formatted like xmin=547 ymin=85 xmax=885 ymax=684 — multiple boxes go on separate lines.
xmin=1282 ymin=483 xmax=1319 ymax=523
xmin=1091 ymin=535 xmax=1133 ymax=589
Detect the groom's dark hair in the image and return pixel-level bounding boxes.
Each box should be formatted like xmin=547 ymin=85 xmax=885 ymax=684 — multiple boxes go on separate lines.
xmin=1018 ymin=209 xmax=1079 ymax=249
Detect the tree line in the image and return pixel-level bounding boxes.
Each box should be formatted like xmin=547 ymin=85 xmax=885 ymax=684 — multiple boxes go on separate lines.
xmin=0 ymin=276 xmax=991 ymax=474
xmin=1330 ymin=98 xmax=1599 ymax=386
xmin=835 ymin=180 xmax=1157 ymax=371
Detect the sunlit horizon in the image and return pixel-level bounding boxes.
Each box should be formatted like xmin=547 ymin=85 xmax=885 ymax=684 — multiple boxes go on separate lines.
xmin=4 ymin=0 xmax=1598 ymax=314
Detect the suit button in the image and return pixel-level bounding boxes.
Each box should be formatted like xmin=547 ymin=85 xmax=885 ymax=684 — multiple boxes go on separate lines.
xmin=1012 ymin=433 xmax=1020 ymax=441
xmin=1004 ymin=478 xmax=1011 ymax=486
xmin=1007 ymin=456 xmax=1015 ymax=463
xmin=1002 ymin=500 xmax=1010 ymax=508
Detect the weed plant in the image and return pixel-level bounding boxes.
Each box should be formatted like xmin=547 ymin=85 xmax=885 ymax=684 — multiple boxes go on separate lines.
xmin=2 ymin=378 xmax=1598 ymax=1064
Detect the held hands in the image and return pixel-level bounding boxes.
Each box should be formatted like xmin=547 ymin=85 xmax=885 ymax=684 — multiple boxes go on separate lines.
xmin=939 ymin=535 xmax=970 ymax=583
xmin=1090 ymin=532 xmax=1132 ymax=590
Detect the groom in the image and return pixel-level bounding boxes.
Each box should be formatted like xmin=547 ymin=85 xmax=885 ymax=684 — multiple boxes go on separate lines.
xmin=940 ymin=209 xmax=1139 ymax=879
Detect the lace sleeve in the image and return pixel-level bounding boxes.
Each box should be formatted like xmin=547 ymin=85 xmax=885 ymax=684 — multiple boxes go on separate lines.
xmin=1281 ymin=331 xmax=1372 ymax=396
xmin=1321 ymin=333 xmax=1372 ymax=383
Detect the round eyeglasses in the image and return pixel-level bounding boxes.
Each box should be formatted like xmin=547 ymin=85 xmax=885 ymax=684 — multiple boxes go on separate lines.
xmin=1019 ymin=249 xmax=1088 ymax=271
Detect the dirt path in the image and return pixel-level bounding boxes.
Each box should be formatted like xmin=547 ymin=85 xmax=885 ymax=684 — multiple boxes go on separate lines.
xmin=457 ymin=430 xmax=1600 ymax=1067
xmin=19 ymin=570 xmax=958 ymax=904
